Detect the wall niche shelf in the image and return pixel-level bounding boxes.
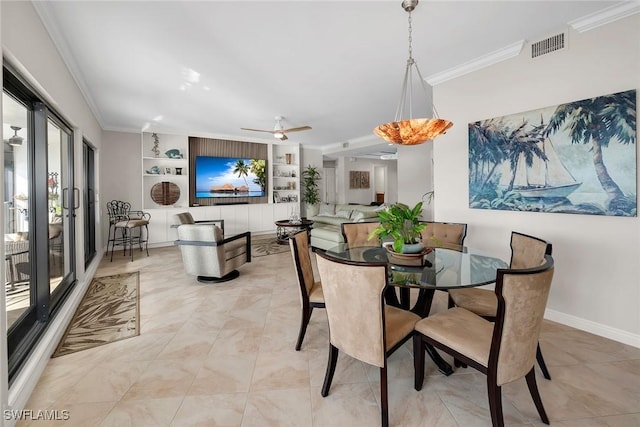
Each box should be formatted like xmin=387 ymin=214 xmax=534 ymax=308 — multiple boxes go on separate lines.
xmin=271 ymin=144 xmax=300 ymax=204
xmin=141 ymin=132 xmax=189 ymax=208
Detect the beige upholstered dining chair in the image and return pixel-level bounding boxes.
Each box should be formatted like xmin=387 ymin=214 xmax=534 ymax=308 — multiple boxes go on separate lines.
xmin=341 ymin=221 xmax=381 ymax=248
xmin=448 ymin=231 xmax=553 ymax=380
xmin=316 ymin=250 xmax=420 ymax=427
xmin=413 ymin=254 xmax=555 ymax=427
xmin=419 ymin=221 xmax=467 ymax=249
xmin=289 ymin=230 xmax=325 ymax=351
xmin=175 ymin=224 xmax=251 ymax=282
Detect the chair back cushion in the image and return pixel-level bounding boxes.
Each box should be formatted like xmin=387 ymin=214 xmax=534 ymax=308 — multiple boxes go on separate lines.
xmin=420 ymin=222 xmax=467 ymax=248
xmin=289 ymin=230 xmax=315 ymax=301
xmin=175 ymin=212 xmax=195 ymax=224
xmin=316 ymin=252 xmax=387 ymax=367
xmin=493 ymin=255 xmax=554 ymax=385
xmin=177 ymin=224 xmax=226 ymax=277
xmin=341 ymin=222 xmax=380 ymax=248
xmin=510 ymin=232 xmax=551 ymax=269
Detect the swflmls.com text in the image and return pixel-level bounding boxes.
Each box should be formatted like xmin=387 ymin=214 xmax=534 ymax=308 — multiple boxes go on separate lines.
xmin=4 ymin=409 xmax=70 ymax=421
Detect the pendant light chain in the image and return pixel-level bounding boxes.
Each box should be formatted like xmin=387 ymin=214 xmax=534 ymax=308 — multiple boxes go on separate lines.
xmin=408 ymin=11 xmax=413 ymax=61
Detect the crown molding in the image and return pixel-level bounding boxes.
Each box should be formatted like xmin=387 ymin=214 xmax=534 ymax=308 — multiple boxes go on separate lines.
xmin=569 ymin=0 xmax=640 ymax=33
xmin=426 ymin=40 xmax=524 ymax=86
xmin=32 ymin=1 xmax=106 ymax=129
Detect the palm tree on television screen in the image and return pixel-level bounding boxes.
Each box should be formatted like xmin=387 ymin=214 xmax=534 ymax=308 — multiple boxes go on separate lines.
xmin=233 ymin=159 xmax=250 ymax=187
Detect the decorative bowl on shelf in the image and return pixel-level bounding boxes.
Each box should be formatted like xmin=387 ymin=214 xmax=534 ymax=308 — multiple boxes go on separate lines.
xmin=165 ymin=149 xmax=183 ymax=159
xmin=146 ymin=166 xmax=161 ymax=174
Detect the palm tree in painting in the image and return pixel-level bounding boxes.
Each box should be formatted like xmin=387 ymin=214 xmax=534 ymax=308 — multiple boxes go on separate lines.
xmin=469 ymin=118 xmax=509 ymax=189
xmin=504 ymin=120 xmax=548 ymax=191
xmin=544 ymin=89 xmax=636 ymax=212
xmin=233 ymin=159 xmax=250 ymax=187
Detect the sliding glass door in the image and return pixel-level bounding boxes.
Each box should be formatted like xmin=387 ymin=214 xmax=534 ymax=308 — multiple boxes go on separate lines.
xmin=83 ymin=141 xmax=96 ymax=267
xmin=3 ymin=66 xmax=76 ymax=381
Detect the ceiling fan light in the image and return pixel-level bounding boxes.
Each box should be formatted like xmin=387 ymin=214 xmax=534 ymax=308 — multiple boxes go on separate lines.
xmin=273 ymin=131 xmax=285 ymax=139
xmin=374 ymin=118 xmax=453 ymax=145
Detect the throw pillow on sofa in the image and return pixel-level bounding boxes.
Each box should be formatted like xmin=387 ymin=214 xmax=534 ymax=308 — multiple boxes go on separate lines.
xmin=335 ymin=209 xmax=352 ymax=219
xmin=319 ymin=203 xmax=336 ymax=216
xmin=351 ymin=210 xmax=379 ymax=222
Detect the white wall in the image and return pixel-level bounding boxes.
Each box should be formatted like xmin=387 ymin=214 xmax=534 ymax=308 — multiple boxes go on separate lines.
xmin=397 ymin=142 xmax=434 ymax=218
xmin=432 ymin=15 xmax=640 ymax=346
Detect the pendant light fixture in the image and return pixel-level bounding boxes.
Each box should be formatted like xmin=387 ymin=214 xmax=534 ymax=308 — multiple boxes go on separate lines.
xmin=374 ymin=0 xmax=453 ymax=145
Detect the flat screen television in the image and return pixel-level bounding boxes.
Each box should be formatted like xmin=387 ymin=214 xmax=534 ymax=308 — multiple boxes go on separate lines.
xmin=194 ymin=156 xmax=267 ymax=199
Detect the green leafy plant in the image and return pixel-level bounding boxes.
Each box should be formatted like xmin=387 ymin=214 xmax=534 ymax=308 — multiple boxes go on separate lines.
xmin=301 ymin=165 xmax=321 ymax=205
xmin=369 ymin=202 xmax=426 ymax=253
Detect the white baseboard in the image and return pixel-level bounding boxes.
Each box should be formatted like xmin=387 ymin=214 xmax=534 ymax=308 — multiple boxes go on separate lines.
xmin=6 ymin=251 xmax=103 ymax=423
xmin=545 ymin=308 xmax=640 ymax=349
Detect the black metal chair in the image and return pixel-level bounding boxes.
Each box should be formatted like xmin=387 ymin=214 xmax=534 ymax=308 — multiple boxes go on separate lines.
xmin=106 ymin=200 xmax=150 ymax=262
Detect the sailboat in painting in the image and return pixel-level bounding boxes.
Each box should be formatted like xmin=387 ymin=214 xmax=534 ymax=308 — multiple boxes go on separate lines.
xmin=499 ymin=137 xmax=582 ymax=199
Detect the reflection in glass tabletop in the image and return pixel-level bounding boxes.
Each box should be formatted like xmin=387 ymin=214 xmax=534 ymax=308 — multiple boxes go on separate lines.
xmin=324 ymin=244 xmax=508 ymax=290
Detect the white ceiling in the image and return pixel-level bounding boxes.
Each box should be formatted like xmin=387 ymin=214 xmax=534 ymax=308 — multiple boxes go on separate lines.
xmin=28 ymin=1 xmax=631 ymax=155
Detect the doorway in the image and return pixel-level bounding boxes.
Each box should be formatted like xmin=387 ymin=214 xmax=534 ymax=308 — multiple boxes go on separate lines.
xmin=373 ymin=165 xmax=387 ymax=204
xmin=83 ymin=141 xmax=96 ymax=267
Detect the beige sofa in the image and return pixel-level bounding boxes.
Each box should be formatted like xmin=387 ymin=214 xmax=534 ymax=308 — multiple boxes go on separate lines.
xmin=309 ymin=203 xmax=382 ymax=250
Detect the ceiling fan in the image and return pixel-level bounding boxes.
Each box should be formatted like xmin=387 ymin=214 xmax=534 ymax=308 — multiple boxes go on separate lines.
xmin=241 ymin=116 xmax=311 ymax=141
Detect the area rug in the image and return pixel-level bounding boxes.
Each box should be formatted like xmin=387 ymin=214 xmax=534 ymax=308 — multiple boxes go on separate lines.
xmin=252 ymin=235 xmax=290 ymax=257
xmin=52 ymin=271 xmax=140 ymax=357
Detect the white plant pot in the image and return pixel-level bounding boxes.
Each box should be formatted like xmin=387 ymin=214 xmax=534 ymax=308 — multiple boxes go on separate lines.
xmin=305 ymin=203 xmax=319 ymax=218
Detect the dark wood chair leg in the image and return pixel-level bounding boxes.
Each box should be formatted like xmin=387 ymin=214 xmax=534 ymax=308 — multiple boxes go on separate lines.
xmin=525 ymin=368 xmax=550 ymax=424
xmin=295 ymin=305 xmax=313 ymax=351
xmin=380 ymin=365 xmax=389 ymax=427
xmin=487 ymin=380 xmax=504 ymax=427
xmin=447 ymin=292 xmax=455 ymax=309
xmin=536 ymin=343 xmax=551 ymax=380
xmin=383 ymin=287 xmax=401 ymax=307
xmin=454 ymin=358 xmax=467 ymax=368
xmin=321 ymin=344 xmax=339 ymax=397
xmin=413 ymin=334 xmax=425 ymax=391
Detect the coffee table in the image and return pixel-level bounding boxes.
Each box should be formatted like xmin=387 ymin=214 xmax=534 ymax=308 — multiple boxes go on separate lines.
xmin=274 ymin=219 xmax=314 ymax=244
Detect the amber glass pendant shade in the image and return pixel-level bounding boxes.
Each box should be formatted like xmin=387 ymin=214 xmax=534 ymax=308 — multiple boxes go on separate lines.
xmin=374 ymin=118 xmax=453 ymax=145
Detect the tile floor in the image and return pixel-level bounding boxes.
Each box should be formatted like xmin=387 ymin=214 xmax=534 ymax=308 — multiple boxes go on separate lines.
xmin=17 ymin=245 xmax=640 ymax=426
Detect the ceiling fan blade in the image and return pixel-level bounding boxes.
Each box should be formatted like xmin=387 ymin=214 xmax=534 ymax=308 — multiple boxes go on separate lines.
xmin=282 ymin=126 xmax=312 ymax=133
xmin=240 ymin=127 xmax=276 ymax=134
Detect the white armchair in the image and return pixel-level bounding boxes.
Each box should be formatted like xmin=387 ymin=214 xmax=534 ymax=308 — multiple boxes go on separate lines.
xmin=175 ymin=224 xmax=251 ymax=283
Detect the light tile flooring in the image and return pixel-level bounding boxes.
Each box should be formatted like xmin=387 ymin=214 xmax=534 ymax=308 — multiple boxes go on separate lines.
xmin=18 ymin=246 xmax=640 ymax=426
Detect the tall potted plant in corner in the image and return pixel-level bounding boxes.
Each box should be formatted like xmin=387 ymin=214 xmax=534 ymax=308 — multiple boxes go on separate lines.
xmin=301 ymin=165 xmax=321 ymax=218
xmin=369 ymin=202 xmax=426 ymax=253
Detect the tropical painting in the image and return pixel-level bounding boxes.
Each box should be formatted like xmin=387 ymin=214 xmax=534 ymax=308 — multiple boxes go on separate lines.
xmin=468 ymin=89 xmax=636 ymax=217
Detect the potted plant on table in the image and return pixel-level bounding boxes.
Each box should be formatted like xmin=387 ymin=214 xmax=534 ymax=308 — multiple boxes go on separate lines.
xmin=368 ymin=201 xmax=426 ymax=253
xmin=301 ymin=165 xmax=321 ymax=218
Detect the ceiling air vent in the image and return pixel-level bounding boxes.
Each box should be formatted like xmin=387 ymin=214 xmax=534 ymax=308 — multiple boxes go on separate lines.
xmin=531 ymin=32 xmax=566 ymax=58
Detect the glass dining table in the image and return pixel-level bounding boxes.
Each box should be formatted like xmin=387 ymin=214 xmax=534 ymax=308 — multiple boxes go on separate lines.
xmin=323 ymin=243 xmax=508 ymax=375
